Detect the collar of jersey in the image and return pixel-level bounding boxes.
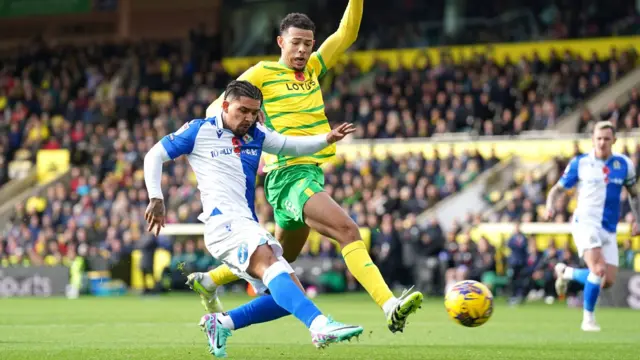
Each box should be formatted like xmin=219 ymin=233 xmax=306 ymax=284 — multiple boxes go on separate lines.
xmin=589 ymin=150 xmax=613 ymax=162
xmin=278 ymin=59 xmax=292 ymax=70
xmin=214 ymin=108 xmax=234 ymax=135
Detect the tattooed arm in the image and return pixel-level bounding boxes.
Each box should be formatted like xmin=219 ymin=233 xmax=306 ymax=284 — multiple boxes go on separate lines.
xmin=627 ymin=185 xmax=640 ymax=235
xmin=545 ymin=156 xmax=581 ymax=221
xmin=545 ymin=183 xmax=567 ymax=221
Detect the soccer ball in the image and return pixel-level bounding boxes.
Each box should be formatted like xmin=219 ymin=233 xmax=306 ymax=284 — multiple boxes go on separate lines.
xmin=444 ymin=280 xmax=494 ymax=327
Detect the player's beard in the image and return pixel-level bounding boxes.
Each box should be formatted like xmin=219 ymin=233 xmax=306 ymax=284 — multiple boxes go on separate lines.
xmin=234 ymin=123 xmax=251 ymax=137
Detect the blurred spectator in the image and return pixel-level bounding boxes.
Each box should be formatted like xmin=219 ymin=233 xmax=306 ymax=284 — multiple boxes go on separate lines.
xmin=507 ymin=223 xmax=529 ymax=303
xmin=253 ymin=0 xmax=637 ymax=55
xmin=331 ymin=48 xmax=636 ymax=139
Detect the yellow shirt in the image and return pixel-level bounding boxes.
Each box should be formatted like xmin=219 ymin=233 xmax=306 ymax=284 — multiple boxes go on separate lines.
xmin=207 ymin=0 xmax=363 ymax=172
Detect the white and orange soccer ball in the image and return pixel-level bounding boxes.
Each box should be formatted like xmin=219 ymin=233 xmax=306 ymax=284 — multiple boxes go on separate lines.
xmin=444 ymin=280 xmax=494 ymax=328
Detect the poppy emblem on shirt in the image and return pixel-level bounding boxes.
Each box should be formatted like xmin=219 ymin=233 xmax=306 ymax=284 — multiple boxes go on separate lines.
xmin=602 ymin=166 xmax=610 ymax=184
xmin=295 ymin=72 xmax=305 ymax=81
xmin=231 ymin=137 xmax=242 ymax=156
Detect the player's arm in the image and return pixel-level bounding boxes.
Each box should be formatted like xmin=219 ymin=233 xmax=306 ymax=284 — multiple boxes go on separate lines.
xmin=206 ymin=65 xmax=264 ymax=118
xmin=316 ymin=0 xmax=363 ymax=70
xmin=143 ymin=120 xmax=200 ymax=235
xmin=545 ymin=157 xmax=580 ymax=220
xmin=623 ymin=157 xmax=639 ymax=235
xmin=260 ymin=123 xmax=355 ymax=156
xmin=627 ymin=185 xmax=639 ymax=234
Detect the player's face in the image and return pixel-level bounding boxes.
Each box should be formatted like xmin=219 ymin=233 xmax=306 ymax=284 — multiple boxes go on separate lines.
xmin=222 ymin=96 xmax=261 ymax=137
xmin=277 ymin=27 xmax=315 ymax=71
xmin=592 ymin=127 xmax=616 ymax=159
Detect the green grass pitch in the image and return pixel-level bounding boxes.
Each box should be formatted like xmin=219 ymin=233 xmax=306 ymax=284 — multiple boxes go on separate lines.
xmin=1 ymin=293 xmax=638 ymax=359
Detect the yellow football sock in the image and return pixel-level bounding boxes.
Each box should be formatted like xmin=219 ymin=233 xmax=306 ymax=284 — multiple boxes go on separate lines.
xmin=342 ymin=240 xmax=394 ymax=308
xmin=208 ymin=265 xmax=240 ymax=286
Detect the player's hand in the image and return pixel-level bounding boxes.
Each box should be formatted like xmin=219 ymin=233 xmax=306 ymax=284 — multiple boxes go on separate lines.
xmin=543 ymin=208 xmax=555 ymax=221
xmin=326 ymin=123 xmax=356 ymax=144
xmin=632 ymin=222 xmax=639 ymax=236
xmin=145 ymin=198 xmax=166 ymax=236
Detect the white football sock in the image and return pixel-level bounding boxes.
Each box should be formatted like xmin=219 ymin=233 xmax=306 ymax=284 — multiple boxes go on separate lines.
xmin=200 ymin=272 xmax=217 ymax=290
xmin=583 ymin=309 xmax=595 ymax=323
xmin=382 ymin=297 xmax=399 ymax=315
xmin=309 ymin=315 xmax=328 ymax=330
xmin=563 ymin=267 xmax=574 ymax=280
xmin=217 ymin=313 xmax=235 ymax=330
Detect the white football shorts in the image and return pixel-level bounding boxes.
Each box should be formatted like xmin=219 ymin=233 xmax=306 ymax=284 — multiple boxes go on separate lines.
xmin=204 ymin=215 xmax=294 ymax=294
xmin=570 ymin=217 xmax=619 ymax=267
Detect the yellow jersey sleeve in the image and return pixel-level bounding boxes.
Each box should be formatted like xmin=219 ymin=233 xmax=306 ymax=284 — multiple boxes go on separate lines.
xmin=206 ymin=63 xmax=265 ymax=117
xmin=237 ymin=63 xmax=265 ymax=86
xmin=307 ymin=53 xmax=328 ymax=79
xmin=316 ymin=0 xmax=363 ymax=70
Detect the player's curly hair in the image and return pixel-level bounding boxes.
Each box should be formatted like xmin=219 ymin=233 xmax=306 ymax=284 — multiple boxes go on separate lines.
xmin=280 ymin=13 xmax=315 ymax=34
xmin=224 ymin=80 xmax=263 ymax=104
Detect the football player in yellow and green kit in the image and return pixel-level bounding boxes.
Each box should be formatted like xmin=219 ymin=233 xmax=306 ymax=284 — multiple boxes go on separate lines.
xmin=187 ymin=0 xmax=423 ymax=334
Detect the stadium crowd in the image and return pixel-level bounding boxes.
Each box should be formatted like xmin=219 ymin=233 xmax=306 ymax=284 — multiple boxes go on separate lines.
xmin=0 ymin=29 xmax=639 ymax=300
xmin=256 ymin=0 xmax=640 ymax=55
xmin=327 ymin=48 xmax=638 ymax=138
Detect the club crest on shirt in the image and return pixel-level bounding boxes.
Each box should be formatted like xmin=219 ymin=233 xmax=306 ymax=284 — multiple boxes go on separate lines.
xmin=613 ymin=160 xmax=621 ymax=170
xmin=243 ymin=134 xmax=253 ymax=143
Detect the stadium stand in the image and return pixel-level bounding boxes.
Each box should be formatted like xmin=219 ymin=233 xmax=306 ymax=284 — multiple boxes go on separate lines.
xmin=329 ymin=49 xmax=637 ymax=138
xmin=1 ymin=7 xmax=639 ymax=301
xmin=255 ymin=0 xmax=639 ymax=55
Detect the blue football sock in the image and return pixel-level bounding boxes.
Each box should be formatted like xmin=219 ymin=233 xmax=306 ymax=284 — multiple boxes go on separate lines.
xmin=227 ymin=294 xmax=290 ymax=330
xmin=266 ymin=271 xmax=322 ymax=328
xmin=572 ymin=268 xmax=589 ymax=285
xmin=583 ymin=272 xmax=602 ymax=312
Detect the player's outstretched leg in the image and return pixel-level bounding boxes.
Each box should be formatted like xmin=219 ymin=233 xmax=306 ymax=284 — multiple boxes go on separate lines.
xmin=555 ymin=261 xmax=601 ymax=331
xmin=200 ymin=245 xmax=363 ymax=357
xmin=248 ymin=246 xmax=364 ymax=348
xmin=558 ymin=243 xmax=619 ymax=332
xmin=199 ymin=294 xmax=291 ymax=358
xmin=302 ymin=192 xmax=423 ymax=333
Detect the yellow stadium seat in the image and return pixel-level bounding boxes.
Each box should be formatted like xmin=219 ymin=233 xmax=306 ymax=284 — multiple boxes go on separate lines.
xmin=513 ymin=170 xmax=524 ymax=184
xmin=489 ymin=191 xmax=501 ymax=203
xmin=504 ymin=191 xmax=513 ymax=202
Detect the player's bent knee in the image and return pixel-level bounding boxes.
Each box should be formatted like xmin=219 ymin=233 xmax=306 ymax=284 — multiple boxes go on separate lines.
xmin=333 ymin=221 xmax=361 ymax=245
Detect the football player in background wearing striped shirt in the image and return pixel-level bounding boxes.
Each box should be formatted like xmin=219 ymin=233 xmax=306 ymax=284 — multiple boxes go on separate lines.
xmin=189 ymin=0 xmax=424 ymax=334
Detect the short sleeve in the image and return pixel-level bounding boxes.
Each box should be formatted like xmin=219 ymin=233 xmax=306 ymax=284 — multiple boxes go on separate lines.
xmin=307 ymin=52 xmax=328 ymax=79
xmin=258 ymin=124 xmax=286 ymax=155
xmin=237 ymin=64 xmax=265 ymax=87
xmin=558 ymin=156 xmax=580 ymax=189
xmin=624 ymin=156 xmax=637 ymax=187
xmin=160 ymin=120 xmax=204 ymax=159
